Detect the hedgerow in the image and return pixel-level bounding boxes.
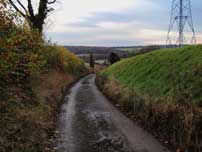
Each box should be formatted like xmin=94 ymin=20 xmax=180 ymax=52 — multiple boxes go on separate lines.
xmin=0 ymin=2 xmax=85 ymax=151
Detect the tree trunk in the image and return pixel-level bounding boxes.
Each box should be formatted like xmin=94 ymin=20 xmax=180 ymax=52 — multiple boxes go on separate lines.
xmin=8 ymin=0 xmax=56 ymax=33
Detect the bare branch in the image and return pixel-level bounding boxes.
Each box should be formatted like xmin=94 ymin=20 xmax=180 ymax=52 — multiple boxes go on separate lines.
xmin=8 ymin=0 xmax=57 ymax=33
xmin=8 ymin=0 xmax=26 ymax=17
xmin=16 ymin=0 xmax=27 ymax=15
xmin=47 ymin=0 xmax=56 ymax=4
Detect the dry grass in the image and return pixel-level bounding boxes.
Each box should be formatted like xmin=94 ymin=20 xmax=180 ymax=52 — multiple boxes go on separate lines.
xmin=0 ymin=70 xmax=76 ymax=152
xmin=88 ymin=64 xmax=108 ymax=74
xmin=96 ymin=75 xmax=202 ymax=151
xmin=33 ymin=69 xmax=74 ymax=104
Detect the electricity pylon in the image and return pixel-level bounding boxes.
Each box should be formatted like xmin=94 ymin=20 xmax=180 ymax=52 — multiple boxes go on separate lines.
xmin=166 ymin=0 xmax=196 ymax=46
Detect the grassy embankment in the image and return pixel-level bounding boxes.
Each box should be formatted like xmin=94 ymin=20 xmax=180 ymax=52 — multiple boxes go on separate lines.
xmin=0 ymin=5 xmax=86 ymax=152
xmin=96 ymin=45 xmax=202 ymax=151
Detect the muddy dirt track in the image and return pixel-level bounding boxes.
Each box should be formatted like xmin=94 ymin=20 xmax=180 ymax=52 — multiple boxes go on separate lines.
xmin=56 ymin=74 xmax=170 ymax=152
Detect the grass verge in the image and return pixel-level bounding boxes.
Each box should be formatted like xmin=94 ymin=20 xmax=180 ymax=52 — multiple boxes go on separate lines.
xmin=96 ymin=45 xmax=202 ymax=151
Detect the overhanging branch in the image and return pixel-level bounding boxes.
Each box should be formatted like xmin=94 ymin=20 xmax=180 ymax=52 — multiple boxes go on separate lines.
xmin=16 ymin=0 xmax=27 ymax=15
xmin=47 ymin=0 xmax=56 ymax=4
xmin=8 ymin=0 xmax=26 ymax=17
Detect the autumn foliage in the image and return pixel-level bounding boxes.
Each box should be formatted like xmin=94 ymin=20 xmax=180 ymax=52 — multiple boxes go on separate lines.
xmin=0 ymin=2 xmax=85 ymax=151
xmin=0 ymin=2 xmax=84 ymax=100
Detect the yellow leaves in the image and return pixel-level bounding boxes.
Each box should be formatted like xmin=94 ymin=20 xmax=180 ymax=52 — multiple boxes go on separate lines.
xmin=0 ymin=24 xmax=46 ymax=89
xmin=0 ymin=7 xmax=85 ymax=103
xmin=44 ymin=45 xmax=85 ymax=73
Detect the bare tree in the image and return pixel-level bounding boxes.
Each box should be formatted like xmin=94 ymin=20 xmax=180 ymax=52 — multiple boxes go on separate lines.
xmin=8 ymin=0 xmax=57 ymax=33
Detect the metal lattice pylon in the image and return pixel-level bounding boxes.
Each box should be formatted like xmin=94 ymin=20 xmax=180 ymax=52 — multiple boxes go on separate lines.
xmin=166 ymin=0 xmax=196 ymax=46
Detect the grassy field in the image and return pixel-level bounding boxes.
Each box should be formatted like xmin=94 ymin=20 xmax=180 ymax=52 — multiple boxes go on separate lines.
xmin=97 ymin=45 xmax=202 ymax=151
xmin=102 ymin=45 xmax=202 ymax=104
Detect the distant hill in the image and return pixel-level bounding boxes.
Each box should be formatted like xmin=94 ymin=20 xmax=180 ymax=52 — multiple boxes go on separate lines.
xmin=64 ymin=45 xmax=174 ymax=55
xmin=64 ymin=46 xmax=130 ymax=56
xmin=64 ymin=45 xmax=177 ymax=63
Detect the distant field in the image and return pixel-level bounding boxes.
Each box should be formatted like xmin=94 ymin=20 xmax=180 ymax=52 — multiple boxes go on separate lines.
xmin=102 ymin=45 xmax=202 ymax=103
xmin=114 ymin=47 xmax=141 ymax=53
xmin=64 ymin=46 xmax=130 ymax=56
xmin=113 ymin=48 xmax=143 ymax=58
xmin=66 ymin=45 xmax=165 ymax=65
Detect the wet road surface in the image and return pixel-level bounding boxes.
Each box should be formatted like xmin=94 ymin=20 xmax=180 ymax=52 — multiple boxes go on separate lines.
xmin=56 ymin=74 xmax=170 ymax=152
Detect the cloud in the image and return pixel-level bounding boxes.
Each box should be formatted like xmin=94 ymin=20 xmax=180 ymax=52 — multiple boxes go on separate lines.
xmin=44 ymin=0 xmax=202 ymax=46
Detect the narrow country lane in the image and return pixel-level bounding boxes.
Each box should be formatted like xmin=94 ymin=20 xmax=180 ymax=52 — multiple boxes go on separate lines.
xmin=56 ymin=74 xmax=170 ymax=152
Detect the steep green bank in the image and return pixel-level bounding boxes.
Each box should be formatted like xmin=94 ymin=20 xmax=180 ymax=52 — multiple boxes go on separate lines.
xmin=102 ymin=45 xmax=202 ymax=104
xmin=97 ymin=45 xmax=202 ymax=151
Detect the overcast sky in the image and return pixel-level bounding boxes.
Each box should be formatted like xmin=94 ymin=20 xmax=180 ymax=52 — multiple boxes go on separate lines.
xmin=44 ymin=0 xmax=202 ymax=46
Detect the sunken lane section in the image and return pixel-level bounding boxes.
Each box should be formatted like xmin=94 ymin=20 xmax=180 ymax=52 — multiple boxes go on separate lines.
xmin=56 ymin=74 xmax=170 ymax=152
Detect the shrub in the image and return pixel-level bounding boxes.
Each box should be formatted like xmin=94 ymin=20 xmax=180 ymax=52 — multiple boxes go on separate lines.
xmin=0 ymin=9 xmax=84 ymax=101
xmin=0 ymin=3 xmax=86 ymax=151
xmin=0 ymin=4 xmax=45 ymax=101
xmin=43 ymin=45 xmax=85 ymax=75
xmin=108 ymin=52 xmax=120 ymax=64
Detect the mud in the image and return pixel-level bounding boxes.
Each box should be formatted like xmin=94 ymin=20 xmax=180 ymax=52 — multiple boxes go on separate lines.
xmin=56 ymin=74 xmax=170 ymax=152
